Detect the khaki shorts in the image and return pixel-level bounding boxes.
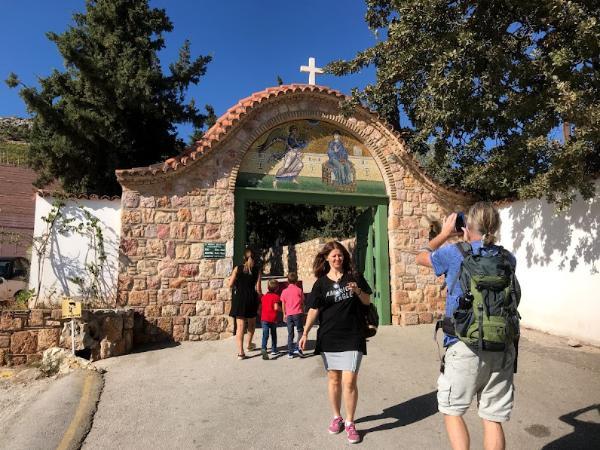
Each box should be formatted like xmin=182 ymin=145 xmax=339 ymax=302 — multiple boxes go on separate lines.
xmin=437 ymin=341 xmax=515 ymax=422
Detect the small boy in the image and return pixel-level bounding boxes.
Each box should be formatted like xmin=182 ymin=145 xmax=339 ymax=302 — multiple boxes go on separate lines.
xmin=260 ymin=279 xmax=280 ymax=360
xmin=280 ymin=272 xmax=305 ymax=358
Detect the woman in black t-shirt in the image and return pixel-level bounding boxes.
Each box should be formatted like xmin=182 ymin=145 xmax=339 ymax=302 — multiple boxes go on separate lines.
xmin=299 ymin=241 xmax=372 ymax=444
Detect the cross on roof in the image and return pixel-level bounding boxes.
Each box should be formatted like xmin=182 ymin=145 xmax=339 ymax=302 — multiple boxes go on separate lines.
xmin=300 ymin=57 xmax=324 ymax=85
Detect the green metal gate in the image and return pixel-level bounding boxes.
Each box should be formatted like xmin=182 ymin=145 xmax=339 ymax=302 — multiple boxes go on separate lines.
xmin=234 ymin=187 xmax=391 ymax=325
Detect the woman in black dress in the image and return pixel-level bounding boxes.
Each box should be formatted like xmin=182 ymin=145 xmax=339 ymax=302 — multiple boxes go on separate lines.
xmin=228 ymin=248 xmax=262 ymax=359
xmin=299 ymin=241 xmax=372 ymax=444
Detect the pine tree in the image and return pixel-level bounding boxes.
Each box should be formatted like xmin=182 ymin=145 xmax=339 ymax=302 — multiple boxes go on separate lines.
xmin=327 ymin=0 xmax=600 ymax=207
xmin=6 ymin=0 xmax=212 ymax=195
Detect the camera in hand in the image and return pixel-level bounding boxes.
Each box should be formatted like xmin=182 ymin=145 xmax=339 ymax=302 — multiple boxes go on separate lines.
xmin=455 ymin=212 xmax=465 ymax=232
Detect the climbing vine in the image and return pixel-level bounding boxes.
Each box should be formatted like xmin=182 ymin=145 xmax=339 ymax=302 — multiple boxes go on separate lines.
xmin=31 ymin=198 xmax=108 ymax=307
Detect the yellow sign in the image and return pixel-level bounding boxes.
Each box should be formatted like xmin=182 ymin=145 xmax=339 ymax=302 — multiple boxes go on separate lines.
xmin=61 ymin=299 xmax=82 ymax=319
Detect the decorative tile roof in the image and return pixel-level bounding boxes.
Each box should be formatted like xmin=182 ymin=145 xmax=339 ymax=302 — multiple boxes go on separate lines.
xmin=116 ymin=84 xmax=349 ymax=179
xmin=113 ymin=83 xmax=474 ymax=200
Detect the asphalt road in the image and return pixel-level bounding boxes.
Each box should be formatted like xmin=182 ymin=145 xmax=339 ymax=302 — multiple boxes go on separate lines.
xmin=80 ymin=325 xmax=600 ymax=450
xmin=0 ymin=369 xmax=103 ymax=450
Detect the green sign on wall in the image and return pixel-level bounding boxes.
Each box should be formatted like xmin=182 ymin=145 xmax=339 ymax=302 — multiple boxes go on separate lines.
xmin=203 ymin=243 xmax=226 ymax=259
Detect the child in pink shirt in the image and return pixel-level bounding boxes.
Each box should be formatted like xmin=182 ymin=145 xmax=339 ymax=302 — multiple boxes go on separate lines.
xmin=280 ymin=272 xmax=305 ymax=358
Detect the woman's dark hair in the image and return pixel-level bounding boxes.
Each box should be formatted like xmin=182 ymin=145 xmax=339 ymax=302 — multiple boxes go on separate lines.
xmin=313 ymin=241 xmax=355 ymax=278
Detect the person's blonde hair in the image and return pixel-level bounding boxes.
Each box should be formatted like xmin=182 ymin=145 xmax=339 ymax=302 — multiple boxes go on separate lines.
xmin=242 ymin=248 xmax=255 ymax=274
xmin=466 ymin=202 xmax=501 ymax=247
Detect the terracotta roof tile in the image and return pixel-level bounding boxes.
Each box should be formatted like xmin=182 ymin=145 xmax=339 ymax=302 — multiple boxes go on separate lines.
xmin=113 ymin=84 xmax=472 ymax=199
xmin=36 ymin=189 xmax=120 ymax=201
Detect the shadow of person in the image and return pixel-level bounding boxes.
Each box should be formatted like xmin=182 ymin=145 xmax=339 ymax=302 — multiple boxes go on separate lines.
xmin=356 ymin=391 xmax=438 ymax=434
xmin=541 ymin=404 xmax=600 ymax=449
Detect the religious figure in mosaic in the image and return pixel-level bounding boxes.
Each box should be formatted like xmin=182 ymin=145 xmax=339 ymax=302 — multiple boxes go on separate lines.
xmin=326 ymin=131 xmax=353 ymax=185
xmin=260 ymin=125 xmax=306 ymax=188
xmin=238 ymin=119 xmax=386 ymax=195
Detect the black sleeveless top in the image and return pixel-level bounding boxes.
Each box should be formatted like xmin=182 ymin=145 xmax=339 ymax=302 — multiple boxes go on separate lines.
xmin=229 ymin=264 xmax=259 ymax=318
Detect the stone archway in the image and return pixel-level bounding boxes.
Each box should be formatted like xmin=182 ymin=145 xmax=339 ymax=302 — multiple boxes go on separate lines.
xmin=116 ymin=84 xmax=472 ymax=343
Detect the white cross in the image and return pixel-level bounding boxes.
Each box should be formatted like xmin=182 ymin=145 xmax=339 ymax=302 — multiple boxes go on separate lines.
xmin=300 ymin=57 xmax=324 ymax=85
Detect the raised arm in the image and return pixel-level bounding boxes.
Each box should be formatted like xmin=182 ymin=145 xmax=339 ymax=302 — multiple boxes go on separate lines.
xmin=416 ymin=213 xmax=460 ymax=268
xmin=356 ymin=290 xmax=371 ymax=306
xmin=347 ymin=281 xmax=371 ymax=306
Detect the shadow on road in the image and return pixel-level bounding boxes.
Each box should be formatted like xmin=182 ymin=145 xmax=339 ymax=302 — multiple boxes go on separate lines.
xmin=356 ymin=390 xmax=438 ymax=434
xmin=129 ymin=340 xmax=181 ymax=355
xmin=541 ymin=404 xmax=600 ymax=450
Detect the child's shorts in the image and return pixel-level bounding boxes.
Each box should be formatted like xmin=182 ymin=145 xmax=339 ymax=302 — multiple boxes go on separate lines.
xmin=437 ymin=341 xmax=515 ymax=422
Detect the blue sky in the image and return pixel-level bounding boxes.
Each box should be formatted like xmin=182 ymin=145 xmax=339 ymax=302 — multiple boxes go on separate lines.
xmin=0 ymin=0 xmax=377 ymax=140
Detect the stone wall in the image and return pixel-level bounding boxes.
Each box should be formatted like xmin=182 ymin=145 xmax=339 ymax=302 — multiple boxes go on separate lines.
xmin=0 ymin=308 xmax=134 ymax=366
xmin=117 ymin=187 xmax=235 ymax=344
xmin=0 ymin=310 xmax=61 ymax=365
xmin=262 ymin=237 xmax=356 ymax=291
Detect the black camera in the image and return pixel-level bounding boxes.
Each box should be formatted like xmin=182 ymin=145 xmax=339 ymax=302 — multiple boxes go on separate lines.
xmin=455 ymin=212 xmax=465 ymax=232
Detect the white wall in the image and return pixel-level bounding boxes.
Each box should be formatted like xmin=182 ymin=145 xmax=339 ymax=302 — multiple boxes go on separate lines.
xmin=29 ymin=195 xmax=121 ymax=307
xmin=498 ymin=183 xmax=600 ymax=345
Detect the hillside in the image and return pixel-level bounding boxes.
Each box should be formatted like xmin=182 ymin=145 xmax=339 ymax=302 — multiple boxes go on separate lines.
xmin=0 ymin=117 xmax=31 ymax=166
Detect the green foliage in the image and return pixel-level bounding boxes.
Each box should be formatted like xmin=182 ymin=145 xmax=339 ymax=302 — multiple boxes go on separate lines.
xmin=246 ymin=203 xmax=363 ymax=250
xmin=14 ymin=289 xmax=34 ymax=309
xmin=6 ymin=0 xmax=212 ymax=195
xmin=327 ymin=0 xmax=600 ymax=207
xmin=188 ymin=104 xmax=217 ymax=145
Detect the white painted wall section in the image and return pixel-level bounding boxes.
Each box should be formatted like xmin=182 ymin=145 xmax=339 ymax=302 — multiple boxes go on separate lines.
xmin=498 ymin=183 xmax=600 ymax=345
xmin=29 ymin=194 xmax=121 ymax=307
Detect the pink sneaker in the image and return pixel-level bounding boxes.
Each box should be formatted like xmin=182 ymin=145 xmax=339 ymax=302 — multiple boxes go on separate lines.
xmin=328 ymin=416 xmax=344 ymax=434
xmin=345 ymin=422 xmax=360 ymax=444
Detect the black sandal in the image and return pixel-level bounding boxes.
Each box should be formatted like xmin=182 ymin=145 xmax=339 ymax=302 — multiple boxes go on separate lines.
xmin=237 ymin=354 xmax=247 ymax=360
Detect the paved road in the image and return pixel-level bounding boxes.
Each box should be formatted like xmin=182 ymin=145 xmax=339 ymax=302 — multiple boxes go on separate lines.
xmin=84 ymin=325 xmax=600 ymax=449
xmin=0 ymin=369 xmax=103 ymax=450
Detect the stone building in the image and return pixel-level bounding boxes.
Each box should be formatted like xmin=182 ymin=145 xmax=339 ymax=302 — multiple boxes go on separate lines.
xmin=115 ymin=84 xmax=471 ymax=343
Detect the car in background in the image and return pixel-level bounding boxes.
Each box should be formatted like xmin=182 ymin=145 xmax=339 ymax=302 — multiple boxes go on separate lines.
xmin=0 ymin=257 xmax=30 ymax=302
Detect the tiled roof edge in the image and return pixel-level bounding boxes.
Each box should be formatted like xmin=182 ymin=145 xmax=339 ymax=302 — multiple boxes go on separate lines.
xmin=115 ymin=84 xmax=347 ymax=179
xmin=36 ymin=189 xmax=120 ymax=201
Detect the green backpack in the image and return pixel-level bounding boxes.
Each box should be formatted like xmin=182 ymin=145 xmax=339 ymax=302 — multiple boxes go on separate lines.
xmin=446 ymin=242 xmax=521 ymax=352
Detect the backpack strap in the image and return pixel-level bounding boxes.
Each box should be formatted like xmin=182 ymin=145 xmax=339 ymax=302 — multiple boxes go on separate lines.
xmin=456 ymin=242 xmax=472 ymax=258
xmin=497 ymin=247 xmax=520 ymax=307
xmin=449 ymin=242 xmax=472 ymax=296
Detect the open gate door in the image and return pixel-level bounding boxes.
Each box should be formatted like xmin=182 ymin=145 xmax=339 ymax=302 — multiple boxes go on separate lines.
xmin=355 ymin=205 xmax=391 ymax=325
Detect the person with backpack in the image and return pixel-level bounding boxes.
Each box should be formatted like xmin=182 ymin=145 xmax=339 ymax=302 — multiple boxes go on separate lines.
xmin=416 ymin=202 xmax=521 ymax=450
